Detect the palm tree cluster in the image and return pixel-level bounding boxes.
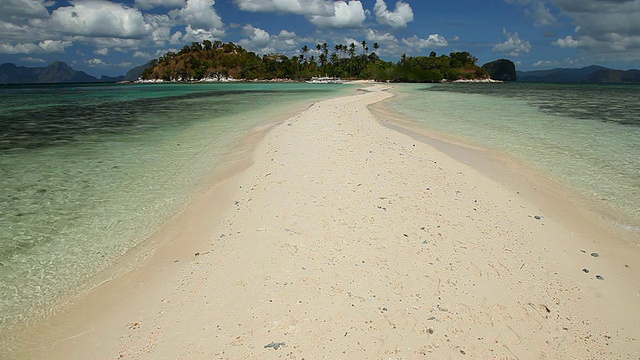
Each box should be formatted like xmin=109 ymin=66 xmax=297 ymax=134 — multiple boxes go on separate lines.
xmin=141 ymin=40 xmax=487 ymax=82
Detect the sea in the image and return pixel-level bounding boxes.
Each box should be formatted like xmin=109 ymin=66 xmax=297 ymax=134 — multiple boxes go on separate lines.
xmin=1 ymin=81 xmax=639 ymax=336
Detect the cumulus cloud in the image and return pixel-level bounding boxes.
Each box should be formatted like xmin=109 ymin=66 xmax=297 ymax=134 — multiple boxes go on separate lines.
xmin=134 ymin=50 xmax=151 ymax=58
xmin=181 ymin=25 xmax=224 ymax=43
xmin=0 ymin=39 xmax=71 ymax=54
xmin=135 ymin=0 xmax=185 ymax=10
xmin=402 ymin=34 xmax=447 ymax=49
xmin=233 ymin=0 xmax=334 ymax=16
xmin=1 ymin=0 xmax=51 ymax=21
xmin=170 ymin=0 xmax=224 ymax=30
xmin=308 ymin=0 xmax=367 ymax=28
xmin=50 ymin=0 xmax=153 ymax=39
xmin=238 ymin=25 xmax=302 ymax=54
xmin=533 ymin=60 xmax=560 ymax=67
xmin=86 ymin=58 xmax=109 ymax=66
xmin=507 ymin=0 xmax=640 ymax=59
xmin=20 ymin=56 xmax=46 ymax=63
xmin=493 ymin=28 xmax=531 ymax=56
xmin=551 ymin=0 xmax=640 ymax=55
xmin=365 ymin=28 xmax=398 ymax=44
xmin=94 ymin=47 xmax=109 ymax=55
xmin=553 ymin=35 xmax=579 ymax=48
xmin=504 ymin=0 xmax=556 ymax=26
xmin=373 ymin=0 xmax=413 ymax=29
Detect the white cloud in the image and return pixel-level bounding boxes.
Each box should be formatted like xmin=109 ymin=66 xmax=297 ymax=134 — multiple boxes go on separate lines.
xmin=402 ymin=34 xmax=448 ymax=49
xmin=308 ymin=0 xmax=367 ymax=28
xmin=0 ymin=0 xmax=51 ymax=21
xmin=233 ymin=0 xmax=334 ymax=16
xmin=20 ymin=56 xmax=46 ymax=63
xmin=181 ymin=25 xmax=224 ymax=43
xmin=75 ymin=37 xmax=140 ymax=49
xmin=135 ymin=0 xmax=185 ymax=10
xmin=39 ymin=39 xmax=72 ymax=52
xmin=373 ymin=0 xmax=413 ymax=29
xmin=528 ymin=1 xmax=556 ymax=26
xmin=365 ymin=29 xmax=398 ymax=44
xmin=86 ymin=58 xmax=108 ymax=66
xmin=507 ymin=0 xmax=640 ymax=59
xmin=553 ymin=35 xmax=579 ymax=48
xmin=134 ymin=51 xmax=151 ymax=58
xmin=533 ymin=60 xmax=560 ymax=67
xmin=493 ymin=28 xmax=531 ymax=56
xmin=170 ymin=0 xmax=224 ymax=30
xmin=94 ymin=47 xmax=109 ymax=55
xmin=238 ymin=25 xmax=303 ymax=54
xmin=504 ymin=0 xmax=556 ymax=26
xmin=0 ymin=39 xmax=71 ymax=54
xmin=50 ymin=0 xmax=153 ymax=39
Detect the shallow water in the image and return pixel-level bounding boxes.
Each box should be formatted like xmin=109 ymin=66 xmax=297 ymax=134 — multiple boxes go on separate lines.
xmin=0 ymin=82 xmax=352 ymax=327
xmin=387 ymin=83 xmax=640 ymax=228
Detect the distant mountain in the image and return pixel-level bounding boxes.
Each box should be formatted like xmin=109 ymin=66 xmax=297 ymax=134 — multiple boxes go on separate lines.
xmin=517 ymin=65 xmax=640 ymax=83
xmin=123 ymin=60 xmax=155 ymax=81
xmin=0 ymin=61 xmax=124 ymax=84
xmin=589 ymin=69 xmax=640 ymax=84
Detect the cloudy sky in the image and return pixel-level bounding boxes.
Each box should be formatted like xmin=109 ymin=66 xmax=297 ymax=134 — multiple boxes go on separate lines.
xmin=1 ymin=0 xmax=639 ymax=76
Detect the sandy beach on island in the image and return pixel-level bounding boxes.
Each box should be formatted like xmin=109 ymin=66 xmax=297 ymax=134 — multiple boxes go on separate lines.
xmin=12 ymin=85 xmax=640 ymax=359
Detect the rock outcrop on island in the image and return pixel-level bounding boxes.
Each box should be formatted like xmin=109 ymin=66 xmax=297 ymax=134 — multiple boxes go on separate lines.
xmin=481 ymin=59 xmax=517 ymax=81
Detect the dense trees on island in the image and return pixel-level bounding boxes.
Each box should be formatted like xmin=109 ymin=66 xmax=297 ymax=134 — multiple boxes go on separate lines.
xmin=140 ymin=40 xmax=501 ymax=83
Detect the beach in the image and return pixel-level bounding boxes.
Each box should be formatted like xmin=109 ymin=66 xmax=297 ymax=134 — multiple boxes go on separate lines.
xmin=12 ymin=85 xmax=640 ymax=359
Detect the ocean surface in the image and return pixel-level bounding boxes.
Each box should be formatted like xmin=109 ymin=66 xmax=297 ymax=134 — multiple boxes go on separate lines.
xmin=387 ymin=82 xmax=640 ymax=229
xmin=0 ymin=82 xmax=352 ymax=329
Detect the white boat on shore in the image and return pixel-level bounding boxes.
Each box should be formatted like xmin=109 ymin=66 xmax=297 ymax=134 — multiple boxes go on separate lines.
xmin=306 ymin=76 xmax=345 ymax=84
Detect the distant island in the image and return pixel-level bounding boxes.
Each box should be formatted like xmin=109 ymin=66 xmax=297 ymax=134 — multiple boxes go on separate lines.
xmin=518 ymin=65 xmax=640 ymax=83
xmin=0 ymin=61 xmax=155 ymax=84
xmin=4 ymin=40 xmax=637 ymax=85
xmin=1 ymin=41 xmax=516 ymax=85
xmin=140 ymin=41 xmax=505 ymax=83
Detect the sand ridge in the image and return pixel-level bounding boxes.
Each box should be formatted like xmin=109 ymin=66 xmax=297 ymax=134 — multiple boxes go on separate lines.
xmin=20 ymin=85 xmax=639 ymax=359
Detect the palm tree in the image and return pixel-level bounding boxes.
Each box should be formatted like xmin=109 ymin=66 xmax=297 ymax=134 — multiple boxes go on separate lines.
xmin=348 ymin=43 xmax=356 ymax=77
xmin=361 ymin=40 xmax=367 ymax=56
xmin=373 ymin=42 xmax=380 ymax=54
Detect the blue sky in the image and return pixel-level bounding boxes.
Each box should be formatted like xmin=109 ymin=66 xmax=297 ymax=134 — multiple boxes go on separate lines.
xmin=1 ymin=0 xmax=639 ymax=76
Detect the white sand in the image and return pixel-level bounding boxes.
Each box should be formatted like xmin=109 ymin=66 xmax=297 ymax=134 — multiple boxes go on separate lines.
xmin=14 ymin=85 xmax=640 ymax=359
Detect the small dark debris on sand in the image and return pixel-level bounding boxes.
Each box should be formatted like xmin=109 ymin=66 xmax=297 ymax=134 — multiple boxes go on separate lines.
xmin=264 ymin=342 xmax=285 ymax=350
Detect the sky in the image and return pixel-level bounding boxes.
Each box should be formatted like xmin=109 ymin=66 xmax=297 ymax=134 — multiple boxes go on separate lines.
xmin=1 ymin=0 xmax=639 ymax=76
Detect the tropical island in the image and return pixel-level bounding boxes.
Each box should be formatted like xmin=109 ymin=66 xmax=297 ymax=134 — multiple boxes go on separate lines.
xmin=140 ymin=40 xmax=511 ymax=83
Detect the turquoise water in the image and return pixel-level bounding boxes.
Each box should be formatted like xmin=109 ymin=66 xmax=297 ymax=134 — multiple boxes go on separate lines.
xmin=0 ymin=82 xmax=352 ymax=328
xmin=387 ymin=83 xmax=640 ymax=228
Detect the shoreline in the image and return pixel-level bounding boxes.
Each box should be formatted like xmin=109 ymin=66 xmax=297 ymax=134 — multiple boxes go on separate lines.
xmin=2 ymin=95 xmax=333 ymax=356
xmin=369 ymin=94 xmax=640 ymax=248
xmin=9 ymin=85 xmax=640 ymax=359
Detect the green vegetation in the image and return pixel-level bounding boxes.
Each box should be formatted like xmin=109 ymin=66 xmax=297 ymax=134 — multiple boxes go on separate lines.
xmin=141 ymin=40 xmax=489 ymax=82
